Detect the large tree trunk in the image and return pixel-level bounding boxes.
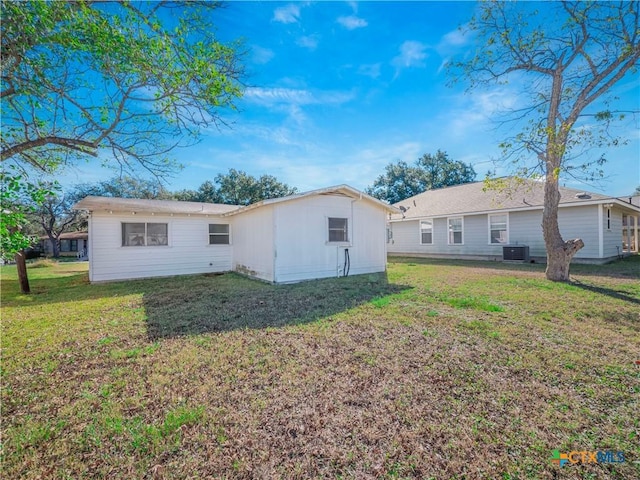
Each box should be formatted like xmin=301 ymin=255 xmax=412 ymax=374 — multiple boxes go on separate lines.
xmin=542 ymin=176 xmax=584 ymax=281
xmin=15 ymin=251 xmax=30 ymax=294
xmin=46 ymin=232 xmax=60 ymax=258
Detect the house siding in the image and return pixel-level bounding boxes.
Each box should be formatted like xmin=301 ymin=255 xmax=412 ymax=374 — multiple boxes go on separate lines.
xmin=89 ymin=212 xmax=232 ymax=282
xmin=603 ymin=206 xmax=623 ymax=258
xmin=231 ymin=205 xmax=275 ymax=282
xmin=389 ymin=205 xmax=603 ymax=261
xmin=273 ymin=195 xmax=387 ymax=283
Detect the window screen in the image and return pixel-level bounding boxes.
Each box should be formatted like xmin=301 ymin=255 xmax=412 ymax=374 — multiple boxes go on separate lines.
xmin=328 ymin=218 xmax=348 ymax=242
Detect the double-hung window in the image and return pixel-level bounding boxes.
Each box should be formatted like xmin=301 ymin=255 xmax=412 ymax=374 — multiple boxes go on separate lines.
xmin=209 ymin=224 xmax=230 ymax=245
xmin=488 ymin=214 xmax=508 ymax=244
xmin=448 ymin=217 xmax=463 ymax=245
xmin=122 ymin=222 xmax=168 ymax=246
xmin=328 ymin=217 xmax=349 ymax=243
xmin=420 ymin=220 xmax=433 ymax=244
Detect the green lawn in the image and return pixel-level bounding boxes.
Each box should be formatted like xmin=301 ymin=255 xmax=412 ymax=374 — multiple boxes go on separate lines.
xmin=2 ymin=257 xmax=639 ymax=479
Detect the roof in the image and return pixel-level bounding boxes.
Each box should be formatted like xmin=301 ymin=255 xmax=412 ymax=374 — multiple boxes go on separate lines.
xmin=41 ymin=231 xmax=88 ymax=240
xmin=222 ymin=184 xmax=400 ymax=217
xmin=391 ymin=179 xmax=639 ymax=220
xmin=73 ymin=196 xmax=240 ymax=215
xmin=72 ymin=185 xmax=399 ymax=217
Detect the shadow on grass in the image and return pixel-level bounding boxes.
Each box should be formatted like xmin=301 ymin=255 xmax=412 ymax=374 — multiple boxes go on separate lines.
xmin=571 ymin=280 xmax=640 ymax=306
xmin=389 ymin=255 xmax=640 ymax=279
xmin=143 ymin=272 xmax=411 ymax=339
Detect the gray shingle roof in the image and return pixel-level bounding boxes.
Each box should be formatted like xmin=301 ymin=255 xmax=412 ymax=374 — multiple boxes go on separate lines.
xmin=391 ymin=179 xmax=614 ymax=220
xmin=73 ymin=196 xmax=240 ymax=215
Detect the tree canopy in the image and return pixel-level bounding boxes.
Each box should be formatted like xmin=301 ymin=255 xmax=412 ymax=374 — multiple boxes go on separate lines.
xmin=1 ymin=0 xmax=244 ymax=177
xmin=450 ymin=1 xmax=640 ymax=281
xmin=72 ymin=176 xmax=173 ymax=201
xmin=174 ymin=169 xmax=298 ymax=206
xmin=366 ymin=151 xmax=476 ymax=204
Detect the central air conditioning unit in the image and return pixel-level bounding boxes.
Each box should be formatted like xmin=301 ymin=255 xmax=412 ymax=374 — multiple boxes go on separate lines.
xmin=503 ymin=245 xmax=530 ymax=262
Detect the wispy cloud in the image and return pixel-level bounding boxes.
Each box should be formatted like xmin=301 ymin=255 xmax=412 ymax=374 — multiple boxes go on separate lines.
xmin=296 ymin=34 xmax=320 ymax=50
xmin=251 ymin=45 xmax=274 ymax=65
xmin=273 ymin=4 xmax=301 ymax=24
xmin=245 ymin=87 xmax=354 ymax=107
xmin=438 ymin=27 xmax=470 ymax=51
xmin=358 ymin=63 xmax=382 ymax=79
xmin=245 ymin=86 xmax=355 ymax=125
xmin=337 ymin=15 xmax=368 ymax=30
xmin=392 ymin=41 xmax=428 ymax=70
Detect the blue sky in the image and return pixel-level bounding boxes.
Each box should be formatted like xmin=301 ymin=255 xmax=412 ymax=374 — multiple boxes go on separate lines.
xmin=63 ymin=1 xmax=639 ymax=196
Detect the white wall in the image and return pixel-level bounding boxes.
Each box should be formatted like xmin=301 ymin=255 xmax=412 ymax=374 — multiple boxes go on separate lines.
xmin=89 ymin=212 xmax=232 ymax=282
xmin=231 ymin=205 xmax=275 ymax=282
xmin=603 ymin=206 xmax=623 ymax=258
xmin=389 ymin=205 xmax=602 ymax=260
xmin=272 ymin=195 xmax=388 ymax=283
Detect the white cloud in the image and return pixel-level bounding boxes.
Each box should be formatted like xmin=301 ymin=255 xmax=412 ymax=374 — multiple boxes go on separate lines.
xmin=296 ymin=34 xmax=320 ymax=50
xmin=245 ymin=87 xmax=354 ymax=107
xmin=439 ymin=28 xmax=469 ymax=48
xmin=251 ymin=45 xmax=274 ymax=65
xmin=392 ymin=41 xmax=428 ymax=69
xmin=337 ymin=15 xmax=368 ymax=30
xmin=273 ymin=4 xmax=301 ymax=24
xmin=358 ymin=63 xmax=381 ymax=79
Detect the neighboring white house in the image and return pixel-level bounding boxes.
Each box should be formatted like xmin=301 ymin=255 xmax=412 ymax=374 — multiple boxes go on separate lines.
xmin=73 ymin=185 xmax=399 ymax=283
xmin=387 ymin=179 xmax=640 ymax=264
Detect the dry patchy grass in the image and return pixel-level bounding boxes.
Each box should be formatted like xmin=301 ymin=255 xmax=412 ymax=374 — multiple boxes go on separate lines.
xmin=2 ymin=257 xmax=639 ymax=479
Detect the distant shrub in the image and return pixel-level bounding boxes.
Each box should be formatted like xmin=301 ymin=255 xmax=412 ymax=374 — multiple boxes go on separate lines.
xmin=29 ymin=259 xmax=58 ymax=268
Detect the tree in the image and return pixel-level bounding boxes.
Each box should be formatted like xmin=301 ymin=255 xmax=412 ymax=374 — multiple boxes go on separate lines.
xmin=366 ymin=150 xmax=476 ymax=204
xmin=174 ymin=169 xmax=298 ymax=205
xmin=0 ymin=170 xmax=48 ymax=293
xmin=27 ymin=185 xmax=85 ymax=259
xmin=173 ymin=181 xmax=221 ymax=203
xmin=1 ymin=1 xmax=244 ymax=176
xmin=1 ymin=1 xmax=244 ymax=293
xmin=73 ymin=176 xmax=173 ymax=200
xmin=633 ymin=186 xmax=640 ymax=196
xmin=451 ymin=1 xmax=640 ymax=281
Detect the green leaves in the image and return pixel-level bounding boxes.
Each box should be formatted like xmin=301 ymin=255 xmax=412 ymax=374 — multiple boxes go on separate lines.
xmin=1 ymin=1 xmax=245 ymax=177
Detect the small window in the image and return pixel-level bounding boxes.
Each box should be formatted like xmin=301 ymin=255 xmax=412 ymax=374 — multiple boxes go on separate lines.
xmin=328 ymin=217 xmax=348 ymax=243
xmin=209 ymin=224 xmax=230 ymax=245
xmin=386 ymin=226 xmax=393 ymax=243
xmin=420 ymin=220 xmax=433 ymax=244
xmin=489 ymin=214 xmax=508 ymax=244
xmin=606 ymin=208 xmax=611 ymax=230
xmin=122 ymin=222 xmax=168 ymax=246
xmin=448 ymin=217 xmax=463 ymax=245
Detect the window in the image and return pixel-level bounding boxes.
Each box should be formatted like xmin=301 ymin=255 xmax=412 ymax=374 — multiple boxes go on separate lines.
xmin=122 ymin=222 xmax=168 ymax=246
xmin=489 ymin=214 xmax=508 ymax=244
xmin=60 ymin=239 xmax=78 ymax=252
xmin=328 ymin=217 xmax=348 ymax=242
xmin=607 ymin=208 xmax=611 ymax=230
xmin=420 ymin=220 xmax=433 ymax=244
xmin=448 ymin=217 xmax=463 ymax=245
xmin=386 ymin=226 xmax=393 ymax=243
xmin=209 ymin=224 xmax=230 ymax=245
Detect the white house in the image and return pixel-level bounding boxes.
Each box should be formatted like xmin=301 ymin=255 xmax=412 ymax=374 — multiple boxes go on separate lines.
xmin=387 ymin=179 xmax=640 ymax=263
xmin=73 ymin=185 xmax=399 ymax=283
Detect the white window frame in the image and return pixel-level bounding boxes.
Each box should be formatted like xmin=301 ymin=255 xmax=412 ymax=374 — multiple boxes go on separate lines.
xmin=488 ymin=213 xmax=509 ymax=245
xmin=122 ymin=222 xmax=169 ymax=247
xmin=327 ymin=217 xmax=349 ymax=244
xmin=208 ymin=223 xmax=231 ymax=245
xmin=447 ymin=216 xmax=464 ymax=245
xmin=419 ymin=219 xmax=434 ymax=245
